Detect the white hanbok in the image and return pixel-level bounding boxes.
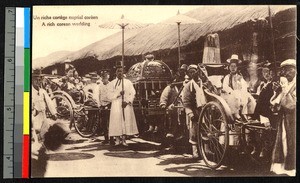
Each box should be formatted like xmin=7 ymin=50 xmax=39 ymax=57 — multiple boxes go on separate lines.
xmin=221 ymin=73 xmax=256 ymax=116
xmin=108 ymin=78 xmax=138 ymax=137
xmin=83 ymin=83 xmax=100 ymax=106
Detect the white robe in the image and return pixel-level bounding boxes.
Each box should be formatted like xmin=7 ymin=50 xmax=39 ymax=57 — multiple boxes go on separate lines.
xmin=83 ymin=83 xmax=100 ymax=106
xmin=108 ymin=78 xmax=138 ymax=137
xmin=221 ymin=74 xmax=256 ymax=115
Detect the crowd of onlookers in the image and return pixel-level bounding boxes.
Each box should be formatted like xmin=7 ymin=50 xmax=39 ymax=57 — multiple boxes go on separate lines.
xmin=31 ymin=54 xmax=296 ymax=177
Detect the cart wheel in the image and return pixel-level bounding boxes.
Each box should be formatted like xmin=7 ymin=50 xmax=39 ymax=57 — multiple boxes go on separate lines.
xmin=197 ymin=101 xmax=229 ymax=169
xmin=74 ymin=108 xmax=98 ymax=138
xmin=51 ymin=94 xmax=74 ymax=127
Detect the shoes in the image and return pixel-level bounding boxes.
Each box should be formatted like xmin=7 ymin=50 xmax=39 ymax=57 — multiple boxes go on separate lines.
xmin=192 ymin=145 xmax=199 ymax=158
xmin=146 ymin=126 xmax=154 ymax=133
xmin=259 ymin=149 xmax=268 ymax=158
xmin=91 ymin=138 xmax=101 ymax=142
xmin=110 ymin=138 xmax=115 ymax=146
xmin=164 ymin=145 xmax=175 ymax=152
xmin=122 ymin=141 xmax=128 ymax=146
xmin=101 ymin=140 xmax=109 ymax=145
xmin=115 ymin=137 xmax=121 ymax=146
xmin=166 ymin=133 xmax=174 ymax=138
xmin=175 ymin=135 xmax=184 ymax=141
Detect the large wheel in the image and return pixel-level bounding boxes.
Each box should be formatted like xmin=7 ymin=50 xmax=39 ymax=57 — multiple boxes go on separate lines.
xmin=51 ymin=94 xmax=74 ymax=127
xmin=197 ymin=101 xmax=229 ymax=169
xmin=73 ymin=107 xmax=99 ymax=138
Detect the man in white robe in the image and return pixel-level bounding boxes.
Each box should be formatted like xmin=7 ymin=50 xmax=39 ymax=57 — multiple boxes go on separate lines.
xmin=108 ymin=67 xmax=138 ymax=146
xmin=221 ymin=54 xmax=256 ymax=120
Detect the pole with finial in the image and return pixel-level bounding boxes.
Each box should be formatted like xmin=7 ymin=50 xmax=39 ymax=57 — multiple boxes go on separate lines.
xmin=177 ymin=10 xmax=181 ymax=68
xmin=119 ymin=14 xmax=127 ymax=121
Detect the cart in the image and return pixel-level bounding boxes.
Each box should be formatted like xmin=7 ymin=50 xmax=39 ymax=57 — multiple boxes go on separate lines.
xmin=195 ymin=63 xmax=277 ymax=169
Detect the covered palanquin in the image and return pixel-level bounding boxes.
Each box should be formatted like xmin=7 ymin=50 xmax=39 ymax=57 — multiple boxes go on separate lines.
xmin=126 ymin=59 xmax=173 ymax=131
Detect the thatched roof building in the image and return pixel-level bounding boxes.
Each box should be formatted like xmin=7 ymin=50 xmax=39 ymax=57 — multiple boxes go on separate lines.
xmin=39 ymin=5 xmax=296 ymax=75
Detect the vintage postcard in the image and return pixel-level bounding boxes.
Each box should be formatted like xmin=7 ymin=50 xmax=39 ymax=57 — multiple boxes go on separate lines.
xmin=31 ymin=5 xmax=296 ymax=177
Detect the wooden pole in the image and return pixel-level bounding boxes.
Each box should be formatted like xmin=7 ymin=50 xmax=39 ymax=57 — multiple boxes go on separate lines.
xmin=177 ymin=22 xmax=181 ymax=68
xmin=121 ymin=26 xmax=125 ymax=121
xmin=122 ymin=26 xmax=125 ymax=71
xmin=268 ymin=6 xmax=277 ymax=76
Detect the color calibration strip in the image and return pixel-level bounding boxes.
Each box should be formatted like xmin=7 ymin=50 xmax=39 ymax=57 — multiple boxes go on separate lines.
xmin=22 ymin=7 xmax=31 ymax=178
xmin=4 ymin=7 xmax=31 ymax=178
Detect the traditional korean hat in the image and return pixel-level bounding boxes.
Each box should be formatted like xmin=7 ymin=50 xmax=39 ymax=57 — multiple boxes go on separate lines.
xmin=226 ymin=54 xmax=242 ymax=64
xmin=145 ymin=54 xmax=154 ymax=60
xmin=101 ymin=71 xmax=110 ymax=79
xmin=180 ymin=64 xmax=188 ymax=71
xmin=187 ymin=64 xmax=198 ymax=71
xmin=89 ymin=72 xmax=99 ymax=80
xmin=280 ymin=59 xmax=296 ymax=68
xmin=262 ymin=60 xmax=271 ymax=67
xmin=32 ymin=69 xmax=45 ymax=78
xmin=114 ymin=61 xmax=124 ymax=69
xmin=198 ymin=64 xmax=208 ymax=77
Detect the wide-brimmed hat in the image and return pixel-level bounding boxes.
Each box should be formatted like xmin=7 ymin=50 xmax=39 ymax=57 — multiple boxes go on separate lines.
xmin=280 ymin=59 xmax=296 ymax=68
xmin=226 ymin=54 xmax=242 ymax=64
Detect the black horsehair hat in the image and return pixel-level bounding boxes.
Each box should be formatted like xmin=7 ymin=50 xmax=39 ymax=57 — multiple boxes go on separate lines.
xmin=114 ymin=61 xmax=125 ymax=69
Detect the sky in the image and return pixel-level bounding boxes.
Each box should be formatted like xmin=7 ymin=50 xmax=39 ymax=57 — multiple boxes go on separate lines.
xmin=32 ymin=5 xmax=200 ymax=59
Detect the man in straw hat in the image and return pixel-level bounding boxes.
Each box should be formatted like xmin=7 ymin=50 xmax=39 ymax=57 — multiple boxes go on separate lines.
xmin=108 ymin=62 xmax=138 ymax=146
xmin=270 ymin=59 xmax=296 ymax=176
xmin=221 ymin=54 xmax=256 ymax=121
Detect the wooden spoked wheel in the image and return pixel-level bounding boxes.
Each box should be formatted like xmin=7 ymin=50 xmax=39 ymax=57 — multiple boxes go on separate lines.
xmin=197 ymin=101 xmax=229 ymax=169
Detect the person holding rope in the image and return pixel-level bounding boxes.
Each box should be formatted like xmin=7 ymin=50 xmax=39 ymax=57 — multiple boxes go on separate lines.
xmin=182 ymin=64 xmax=207 ymax=159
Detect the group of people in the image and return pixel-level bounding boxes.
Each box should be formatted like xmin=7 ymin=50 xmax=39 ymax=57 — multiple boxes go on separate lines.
xmin=31 ymin=53 xmax=296 ymax=176
xmin=64 ymin=64 xmax=140 ymax=146
xmin=159 ymin=54 xmax=296 ymax=176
